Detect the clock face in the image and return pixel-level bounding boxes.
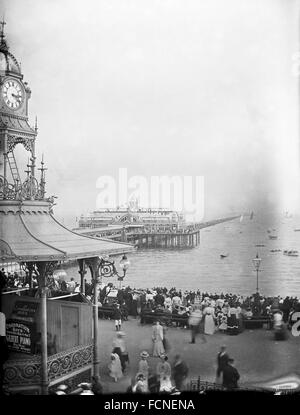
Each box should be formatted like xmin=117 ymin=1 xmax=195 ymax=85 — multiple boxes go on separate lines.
xmin=2 ymin=79 xmax=24 ymax=110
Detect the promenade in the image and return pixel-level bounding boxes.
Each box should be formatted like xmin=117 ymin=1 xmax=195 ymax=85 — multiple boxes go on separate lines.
xmin=98 ymin=317 xmax=300 ymax=393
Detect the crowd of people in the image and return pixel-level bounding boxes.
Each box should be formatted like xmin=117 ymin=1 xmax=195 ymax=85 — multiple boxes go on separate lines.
xmin=107 ymin=326 xmax=189 ymax=393
xmin=0 ymin=268 xmax=81 ymax=295
xmin=106 ymin=325 xmax=242 ymax=393
xmin=99 ymin=284 xmax=300 ymax=336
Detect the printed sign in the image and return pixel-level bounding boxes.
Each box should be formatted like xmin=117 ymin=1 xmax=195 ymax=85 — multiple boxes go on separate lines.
xmin=11 ymin=301 xmax=39 ymax=323
xmin=6 ymin=319 xmax=36 ymax=354
xmin=6 ymin=301 xmax=39 ymax=354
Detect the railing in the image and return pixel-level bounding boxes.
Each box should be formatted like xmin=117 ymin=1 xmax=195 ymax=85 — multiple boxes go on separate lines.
xmin=48 ymin=343 xmax=93 ymax=381
xmin=188 ymin=377 xmax=226 ymax=392
xmin=4 ymin=343 xmax=93 ymax=386
xmin=188 ymin=377 xmax=298 ymax=394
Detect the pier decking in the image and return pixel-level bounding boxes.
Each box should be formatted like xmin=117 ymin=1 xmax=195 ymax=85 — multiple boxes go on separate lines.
xmin=75 ymin=215 xmax=239 ymax=248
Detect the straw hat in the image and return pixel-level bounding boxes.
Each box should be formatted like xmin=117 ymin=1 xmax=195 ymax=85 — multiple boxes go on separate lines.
xmin=78 ymin=382 xmax=91 ymax=390
xmin=140 ymin=351 xmax=149 ymax=358
xmin=57 ymin=384 xmax=68 ymax=391
xmin=117 ymin=331 xmax=125 ymax=337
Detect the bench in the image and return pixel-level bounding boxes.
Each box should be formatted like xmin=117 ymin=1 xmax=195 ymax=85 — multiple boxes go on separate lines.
xmin=242 ymin=317 xmax=272 ymax=330
xmin=98 ymin=306 xmax=115 ymax=319
xmin=140 ymin=311 xmax=189 ymax=327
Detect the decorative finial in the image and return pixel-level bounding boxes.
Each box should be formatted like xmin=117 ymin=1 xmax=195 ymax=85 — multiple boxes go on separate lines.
xmin=38 ymin=155 xmax=47 ymax=199
xmin=34 ymin=116 xmax=38 ymax=133
xmin=0 ymin=16 xmax=8 ymax=51
xmin=0 ymin=17 xmax=6 ymax=42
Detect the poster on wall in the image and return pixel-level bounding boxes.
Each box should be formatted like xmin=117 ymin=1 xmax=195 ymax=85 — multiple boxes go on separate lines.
xmin=6 ymin=319 xmax=37 ymax=354
xmin=6 ymin=301 xmax=39 ymax=354
xmin=11 ymin=301 xmax=39 ymax=323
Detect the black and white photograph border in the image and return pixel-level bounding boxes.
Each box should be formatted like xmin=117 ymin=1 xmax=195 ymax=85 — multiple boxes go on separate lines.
xmin=0 ymin=0 xmax=300 ymax=404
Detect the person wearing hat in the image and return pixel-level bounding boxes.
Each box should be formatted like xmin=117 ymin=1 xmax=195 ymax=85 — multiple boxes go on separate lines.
xmin=222 ymin=358 xmax=240 ymax=390
xmin=78 ymin=382 xmax=94 ymax=395
xmin=132 ymin=373 xmax=147 ymax=393
xmin=173 ymin=354 xmax=189 ymax=391
xmin=112 ymin=331 xmax=128 ymax=373
xmin=113 ymin=303 xmax=122 ymax=331
xmin=216 ymin=345 xmax=230 ymax=384
xmin=55 ymin=384 xmax=68 ymax=395
xmin=156 ymin=354 xmax=172 ymax=391
xmin=188 ymin=308 xmax=206 ymax=344
xmin=108 ymin=352 xmax=123 ymax=382
xmin=152 ymin=321 xmax=165 ymax=357
xmin=156 ymin=354 xmax=172 ymax=392
xmin=203 ymin=302 xmax=216 ymax=335
xmin=137 ymin=351 xmax=150 ymax=391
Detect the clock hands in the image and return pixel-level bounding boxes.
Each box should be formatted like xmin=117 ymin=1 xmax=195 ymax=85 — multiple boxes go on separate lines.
xmin=12 ymin=93 xmax=21 ymax=99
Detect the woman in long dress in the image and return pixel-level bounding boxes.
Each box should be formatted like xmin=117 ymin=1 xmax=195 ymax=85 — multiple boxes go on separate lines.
xmin=156 ymin=355 xmax=172 ymax=392
xmin=112 ymin=331 xmax=128 ymax=373
xmin=227 ymin=305 xmax=239 ymax=335
xmin=152 ymin=321 xmax=165 ymax=357
xmin=203 ymin=304 xmax=216 ymax=335
xmin=137 ymin=351 xmax=150 ymax=391
xmin=217 ymin=311 xmax=228 ymax=333
xmin=108 ymin=352 xmax=123 ymax=382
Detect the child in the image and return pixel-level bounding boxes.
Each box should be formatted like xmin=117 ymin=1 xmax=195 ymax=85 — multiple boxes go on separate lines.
xmin=108 ymin=352 xmax=123 ymax=382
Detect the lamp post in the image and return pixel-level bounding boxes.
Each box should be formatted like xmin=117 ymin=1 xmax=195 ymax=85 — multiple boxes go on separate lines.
xmin=118 ymin=254 xmax=130 ymax=289
xmin=252 ymin=253 xmax=262 ymax=293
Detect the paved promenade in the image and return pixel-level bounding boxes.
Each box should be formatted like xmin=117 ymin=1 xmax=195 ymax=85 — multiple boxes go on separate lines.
xmin=98 ymin=318 xmax=300 ymax=393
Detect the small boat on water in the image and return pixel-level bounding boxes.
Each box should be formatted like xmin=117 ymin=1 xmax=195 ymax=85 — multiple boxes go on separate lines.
xmin=269 ymin=235 xmax=278 ymax=240
xmin=270 ymin=249 xmax=281 ymax=252
xmin=294 ymin=229 xmax=300 ymax=232
xmin=255 ymin=244 xmax=265 ymax=247
xmin=283 ymin=250 xmax=299 ymax=257
xmin=220 ymin=253 xmax=229 ymax=259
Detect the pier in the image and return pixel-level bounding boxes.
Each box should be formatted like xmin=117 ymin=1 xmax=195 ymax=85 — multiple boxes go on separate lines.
xmin=75 ymin=215 xmax=240 ymax=248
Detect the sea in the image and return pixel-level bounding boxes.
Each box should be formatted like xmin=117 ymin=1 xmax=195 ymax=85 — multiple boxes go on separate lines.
xmin=67 ymin=213 xmax=300 ymax=298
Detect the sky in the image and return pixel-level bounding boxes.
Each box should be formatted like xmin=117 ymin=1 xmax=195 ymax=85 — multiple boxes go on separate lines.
xmin=1 ymin=0 xmax=299 ymax=225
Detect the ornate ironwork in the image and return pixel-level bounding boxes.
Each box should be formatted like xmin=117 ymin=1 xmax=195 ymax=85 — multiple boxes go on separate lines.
xmin=98 ymin=257 xmax=118 ymax=278
xmin=3 ymin=355 xmax=41 ymax=386
xmin=7 ymin=135 xmax=35 ymax=153
xmin=0 ymin=175 xmax=55 ymax=202
xmin=48 ymin=369 xmax=92 ymax=394
xmin=48 ymin=343 xmax=93 ymax=381
xmin=3 ymin=343 xmax=93 ymax=387
xmin=20 ymin=176 xmax=39 ymax=199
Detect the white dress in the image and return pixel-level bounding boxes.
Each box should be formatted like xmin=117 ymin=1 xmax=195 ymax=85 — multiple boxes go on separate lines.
xmin=204 ymin=306 xmax=216 ymax=335
xmin=108 ymin=353 xmax=123 ymax=381
xmin=152 ymin=324 xmax=165 ymax=356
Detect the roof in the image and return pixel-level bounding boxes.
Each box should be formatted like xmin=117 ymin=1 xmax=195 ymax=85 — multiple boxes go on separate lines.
xmin=0 ymin=200 xmax=135 ymax=262
xmin=74 ymin=224 xmax=144 ymax=234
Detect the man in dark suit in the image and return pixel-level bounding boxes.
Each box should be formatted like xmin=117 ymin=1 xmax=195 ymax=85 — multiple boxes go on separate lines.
xmin=173 ymin=354 xmax=189 ymax=391
xmin=216 ymin=345 xmax=229 ymax=382
xmin=222 ymin=358 xmax=240 ymax=390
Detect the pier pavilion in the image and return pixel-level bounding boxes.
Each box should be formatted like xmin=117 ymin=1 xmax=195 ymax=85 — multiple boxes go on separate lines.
xmin=0 ymin=23 xmax=134 ymax=394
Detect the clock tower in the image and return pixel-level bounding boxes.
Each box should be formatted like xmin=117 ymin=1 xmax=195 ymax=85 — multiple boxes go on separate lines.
xmin=0 ymin=20 xmax=46 ymax=201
